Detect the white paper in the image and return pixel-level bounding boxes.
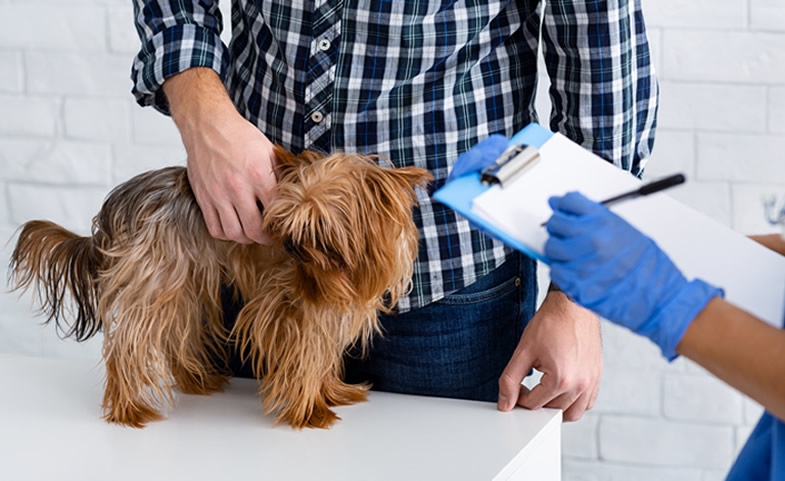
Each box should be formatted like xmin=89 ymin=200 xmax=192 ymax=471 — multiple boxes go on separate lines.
xmin=471 ymin=133 xmax=785 ymax=327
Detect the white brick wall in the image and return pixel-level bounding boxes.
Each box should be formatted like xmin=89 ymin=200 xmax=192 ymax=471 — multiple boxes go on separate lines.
xmin=600 ymin=416 xmax=735 ymax=469
xmin=0 ymin=1 xmax=781 ymax=479
xmin=0 ymin=51 xmax=23 ymax=92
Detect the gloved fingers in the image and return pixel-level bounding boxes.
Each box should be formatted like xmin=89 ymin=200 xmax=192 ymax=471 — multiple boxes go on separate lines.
xmin=608 ymin=241 xmax=655 ymax=278
xmin=447 ymin=148 xmax=483 ymax=182
xmin=544 ymin=235 xmax=597 ymax=262
xmin=549 ymin=262 xmax=607 ymax=307
xmin=545 ymin=211 xmax=599 ymax=239
xmin=447 ymin=134 xmax=509 ymax=182
xmin=548 ymin=192 xmax=606 ymax=217
xmin=561 ymin=247 xmax=658 ymax=321
xmin=549 ymin=233 xmax=626 ymax=272
xmin=549 ymin=251 xmax=632 ymax=304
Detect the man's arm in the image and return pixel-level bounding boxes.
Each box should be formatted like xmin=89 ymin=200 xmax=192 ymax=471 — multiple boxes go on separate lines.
xmin=498 ymin=291 xmax=603 ymax=422
xmin=540 ymin=0 xmax=658 ymax=177
xmin=163 ymin=69 xmax=277 ymax=244
xmin=678 ymin=298 xmax=785 ymax=421
xmin=132 ymin=1 xmax=276 ymax=243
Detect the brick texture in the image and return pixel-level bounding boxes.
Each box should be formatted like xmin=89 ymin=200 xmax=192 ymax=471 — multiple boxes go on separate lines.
xmin=0 ymin=2 xmax=783 ymax=480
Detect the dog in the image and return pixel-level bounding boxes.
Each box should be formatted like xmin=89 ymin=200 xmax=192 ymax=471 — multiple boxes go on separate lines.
xmin=9 ymin=147 xmax=432 ymax=429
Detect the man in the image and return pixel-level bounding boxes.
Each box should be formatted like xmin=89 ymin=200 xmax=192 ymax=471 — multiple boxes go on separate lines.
xmin=131 ymin=0 xmax=658 ymax=421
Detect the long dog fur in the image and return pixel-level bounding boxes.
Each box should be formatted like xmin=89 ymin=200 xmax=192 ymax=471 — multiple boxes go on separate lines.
xmin=9 ymin=147 xmax=432 ymax=428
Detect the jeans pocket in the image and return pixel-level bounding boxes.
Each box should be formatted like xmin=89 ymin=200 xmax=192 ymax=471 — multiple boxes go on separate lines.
xmin=438 ymin=275 xmax=519 ymax=305
xmin=437 ymin=258 xmax=521 ymax=306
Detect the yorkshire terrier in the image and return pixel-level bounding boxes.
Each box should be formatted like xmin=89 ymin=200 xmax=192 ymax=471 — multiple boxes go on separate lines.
xmin=9 ymin=147 xmax=431 ymax=429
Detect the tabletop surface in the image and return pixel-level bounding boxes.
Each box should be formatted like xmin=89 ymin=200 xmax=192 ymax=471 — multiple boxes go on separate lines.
xmin=0 ymin=354 xmax=561 ymax=481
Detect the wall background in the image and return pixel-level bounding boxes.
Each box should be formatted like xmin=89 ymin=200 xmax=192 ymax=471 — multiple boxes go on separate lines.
xmin=0 ymin=0 xmax=783 ymax=479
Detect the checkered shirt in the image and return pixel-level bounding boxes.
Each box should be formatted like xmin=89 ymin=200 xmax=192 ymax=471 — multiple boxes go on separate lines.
xmin=131 ymin=0 xmax=659 ymax=312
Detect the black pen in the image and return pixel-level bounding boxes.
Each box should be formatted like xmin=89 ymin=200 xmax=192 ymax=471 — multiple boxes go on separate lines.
xmin=540 ymin=173 xmax=686 ymax=227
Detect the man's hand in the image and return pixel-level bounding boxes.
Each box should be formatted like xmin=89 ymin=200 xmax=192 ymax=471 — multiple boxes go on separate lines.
xmin=497 ymin=290 xmax=602 ymax=422
xmin=164 ymin=68 xmax=277 ymax=244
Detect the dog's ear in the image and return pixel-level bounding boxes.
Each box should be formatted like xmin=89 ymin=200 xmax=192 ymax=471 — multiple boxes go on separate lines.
xmin=273 ymin=146 xmax=324 ymax=178
xmin=364 ymin=164 xmax=433 ymax=210
xmin=386 ymin=166 xmax=433 ymax=193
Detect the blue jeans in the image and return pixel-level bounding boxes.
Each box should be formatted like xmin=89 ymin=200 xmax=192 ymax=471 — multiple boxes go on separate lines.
xmin=222 ymin=251 xmax=538 ymax=403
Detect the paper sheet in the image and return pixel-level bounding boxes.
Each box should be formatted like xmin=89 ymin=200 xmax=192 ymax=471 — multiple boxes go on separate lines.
xmin=472 ymin=134 xmax=641 ymax=254
xmin=470 ymin=133 xmax=785 ymax=327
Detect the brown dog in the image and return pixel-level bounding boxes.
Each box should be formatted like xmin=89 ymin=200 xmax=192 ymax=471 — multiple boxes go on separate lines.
xmin=9 ymin=147 xmax=431 ymax=429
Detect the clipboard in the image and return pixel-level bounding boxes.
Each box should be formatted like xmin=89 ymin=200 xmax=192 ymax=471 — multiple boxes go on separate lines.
xmin=433 ymin=123 xmax=785 ymax=328
xmin=433 ymin=123 xmax=554 ymax=261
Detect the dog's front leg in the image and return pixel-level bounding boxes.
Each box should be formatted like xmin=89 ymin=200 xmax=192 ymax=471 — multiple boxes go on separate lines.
xmin=236 ymin=285 xmax=378 ymax=428
xmin=263 ymin=358 xmax=349 ymax=429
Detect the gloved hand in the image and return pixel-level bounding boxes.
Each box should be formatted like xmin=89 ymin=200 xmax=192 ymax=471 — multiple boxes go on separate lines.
xmin=543 ymin=192 xmax=723 ymax=360
xmin=447 ymin=134 xmax=508 ymax=182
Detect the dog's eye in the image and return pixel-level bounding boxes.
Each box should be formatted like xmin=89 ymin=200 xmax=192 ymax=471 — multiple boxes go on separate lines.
xmin=283 ymin=239 xmax=308 ymax=262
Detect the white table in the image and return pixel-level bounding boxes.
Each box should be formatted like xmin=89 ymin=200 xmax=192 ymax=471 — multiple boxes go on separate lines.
xmin=0 ymin=355 xmax=561 ymax=481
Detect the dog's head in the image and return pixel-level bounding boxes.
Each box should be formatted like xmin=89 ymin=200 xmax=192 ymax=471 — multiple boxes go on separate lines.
xmin=264 ymin=147 xmax=432 ymax=311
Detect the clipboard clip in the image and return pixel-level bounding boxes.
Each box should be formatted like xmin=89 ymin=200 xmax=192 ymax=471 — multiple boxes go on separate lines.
xmin=480 ymin=143 xmax=540 ymax=187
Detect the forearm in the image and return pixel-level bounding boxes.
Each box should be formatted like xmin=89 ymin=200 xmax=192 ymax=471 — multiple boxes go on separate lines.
xmin=163 ymin=67 xmax=237 ymax=133
xmin=750 ymin=234 xmax=785 ymax=257
xmin=677 ymin=297 xmax=785 ymax=420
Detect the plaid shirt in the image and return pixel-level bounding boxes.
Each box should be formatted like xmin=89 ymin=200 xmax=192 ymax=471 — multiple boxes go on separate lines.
xmin=132 ymin=0 xmax=658 ymax=312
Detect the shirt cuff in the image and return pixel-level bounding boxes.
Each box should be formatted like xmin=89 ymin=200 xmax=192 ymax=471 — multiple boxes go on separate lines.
xmin=131 ymin=24 xmax=231 ymax=116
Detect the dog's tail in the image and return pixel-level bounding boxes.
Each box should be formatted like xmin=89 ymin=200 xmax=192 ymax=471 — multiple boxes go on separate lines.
xmin=8 ymin=220 xmax=103 ymax=341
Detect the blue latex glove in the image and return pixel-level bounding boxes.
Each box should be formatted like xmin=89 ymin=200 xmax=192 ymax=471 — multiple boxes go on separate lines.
xmin=543 ymin=192 xmax=723 ymax=360
xmin=447 ymin=134 xmax=508 ymax=182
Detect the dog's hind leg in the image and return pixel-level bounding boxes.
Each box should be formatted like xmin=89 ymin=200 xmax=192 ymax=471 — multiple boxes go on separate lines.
xmin=96 ymin=224 xmax=230 ymax=426
xmin=164 ymin=278 xmax=231 ymax=396
xmin=98 ymin=296 xmax=181 ymax=427
xmin=101 ymin=287 xmax=229 ymax=427
xmin=99 ymin=271 xmax=229 ymax=425
xmin=102 ymin=349 xmax=166 ymax=428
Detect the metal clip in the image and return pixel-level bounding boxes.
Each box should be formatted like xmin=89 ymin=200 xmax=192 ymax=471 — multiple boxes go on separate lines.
xmin=480 ymin=143 xmax=540 ymax=187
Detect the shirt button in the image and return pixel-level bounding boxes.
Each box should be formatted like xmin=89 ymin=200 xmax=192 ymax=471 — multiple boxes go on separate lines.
xmin=318 ymin=38 xmax=331 ymax=51
xmin=311 ymin=111 xmax=324 ymax=123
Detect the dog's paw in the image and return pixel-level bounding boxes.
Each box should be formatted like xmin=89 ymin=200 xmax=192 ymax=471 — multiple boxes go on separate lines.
xmin=302 ymin=402 xmax=340 ymax=429
xmin=275 ymin=397 xmax=340 ymax=429
xmin=103 ymin=402 xmax=164 ymax=428
xmin=324 ymin=380 xmax=369 ymax=407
